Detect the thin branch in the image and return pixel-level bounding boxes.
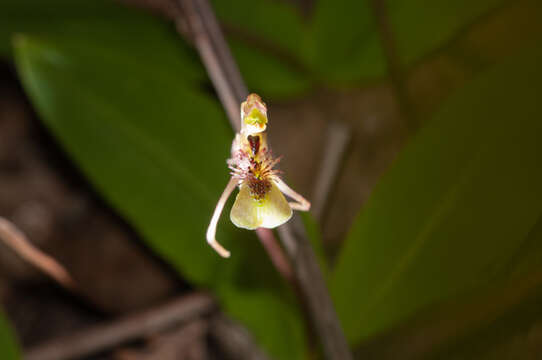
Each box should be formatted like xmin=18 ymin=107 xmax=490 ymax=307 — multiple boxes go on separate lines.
xmin=24 ymin=293 xmax=215 ymax=360
xmin=0 ymin=217 xmax=76 ymax=290
xmin=210 ymin=314 xmax=271 ymax=360
xmin=311 ymin=121 xmax=351 ymax=222
xmin=277 ymin=218 xmax=352 ymax=360
xmin=175 ymin=1 xmax=353 ymax=359
xmin=176 ymin=0 xmax=246 ymax=129
xmin=114 ymin=319 xmax=208 ymax=360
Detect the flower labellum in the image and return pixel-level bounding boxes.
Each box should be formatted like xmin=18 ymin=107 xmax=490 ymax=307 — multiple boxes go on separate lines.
xmin=206 ymin=94 xmax=310 ymax=257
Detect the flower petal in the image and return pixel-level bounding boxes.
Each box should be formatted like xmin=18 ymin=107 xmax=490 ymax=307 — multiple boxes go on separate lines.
xmin=230 ymin=182 xmax=292 ymax=230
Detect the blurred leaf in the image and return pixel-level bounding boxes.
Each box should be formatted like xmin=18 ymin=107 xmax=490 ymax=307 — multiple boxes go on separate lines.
xmin=0 ymin=314 xmax=19 ymax=360
xmin=306 ymin=0 xmax=382 ymax=82
xmin=211 ymin=0 xmax=312 ymax=98
xmin=0 ymin=0 xmax=128 ymax=56
xmin=1 ymin=0 xmax=312 ymax=99
xmin=307 ymin=0 xmax=505 ymax=83
xmin=388 ymin=0 xmax=505 ymax=66
xmin=0 ymin=0 xmax=205 ymax=83
xmin=211 ymin=0 xmax=306 ymax=57
xmin=331 ymin=44 xmax=542 ymax=345
xmin=230 ymin=39 xmax=312 ymax=99
xmin=14 ymin=34 xmax=306 ymax=360
xmin=428 ymin=215 xmax=542 ymax=360
xmin=504 ymin=214 xmax=542 ymax=279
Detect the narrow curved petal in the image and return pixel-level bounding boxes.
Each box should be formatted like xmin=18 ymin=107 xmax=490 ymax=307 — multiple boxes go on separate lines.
xmin=230 ymin=182 xmax=292 ymax=230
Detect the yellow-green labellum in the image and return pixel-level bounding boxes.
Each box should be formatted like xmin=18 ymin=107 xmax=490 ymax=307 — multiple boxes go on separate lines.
xmin=231 ymin=182 xmax=292 ymax=230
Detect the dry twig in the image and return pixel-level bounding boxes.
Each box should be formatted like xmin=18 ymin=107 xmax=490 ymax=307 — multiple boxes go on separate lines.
xmin=0 ymin=217 xmax=75 ymax=290
xmin=24 ymin=293 xmax=215 ymax=360
xmin=210 ymin=315 xmax=271 ymax=360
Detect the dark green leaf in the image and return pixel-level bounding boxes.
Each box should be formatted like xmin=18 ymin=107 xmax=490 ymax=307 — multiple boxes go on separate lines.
xmin=230 ymin=39 xmax=312 ymax=99
xmin=389 ymin=0 xmax=505 ymax=66
xmin=14 ymin=34 xmax=306 ymax=360
xmin=1 ymin=0 xmax=311 ymax=99
xmin=0 ymin=0 xmax=205 ymax=84
xmin=331 ymin=44 xmax=542 ymax=345
xmin=306 ymin=0 xmax=382 ymax=82
xmin=307 ymin=0 xmax=505 ymax=83
xmin=211 ymin=0 xmax=312 ymax=98
xmin=428 ymin=214 xmax=542 ymax=360
xmin=211 ymin=0 xmax=306 ymax=57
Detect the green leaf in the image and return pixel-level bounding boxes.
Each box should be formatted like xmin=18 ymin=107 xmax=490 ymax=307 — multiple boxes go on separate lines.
xmin=0 ymin=313 xmax=19 ymax=360
xmin=0 ymin=0 xmax=205 ymax=83
xmin=230 ymin=39 xmax=312 ymax=99
xmin=211 ymin=0 xmax=306 ymax=57
xmin=14 ymin=33 xmax=306 ymax=360
xmin=307 ymin=0 xmax=505 ymax=83
xmin=210 ymin=0 xmax=312 ymax=98
xmin=388 ymin=0 xmax=505 ymax=66
xmin=331 ymin=44 xmax=542 ymax=345
xmin=1 ymin=0 xmax=311 ymax=99
xmin=0 ymin=0 xmax=125 ymax=56
xmin=428 ymin=214 xmax=542 ymax=360
xmin=306 ymin=0 xmax=382 ymax=82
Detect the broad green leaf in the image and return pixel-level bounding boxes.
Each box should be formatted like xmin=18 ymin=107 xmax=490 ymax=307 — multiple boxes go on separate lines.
xmin=14 ymin=34 xmax=306 ymax=360
xmin=331 ymin=44 xmax=542 ymax=345
xmin=1 ymin=0 xmax=311 ymax=98
xmin=307 ymin=0 xmax=506 ymax=83
xmin=0 ymin=313 xmax=19 ymax=360
xmin=429 ymin=215 xmax=542 ymax=360
xmin=0 ymin=0 xmax=205 ymax=83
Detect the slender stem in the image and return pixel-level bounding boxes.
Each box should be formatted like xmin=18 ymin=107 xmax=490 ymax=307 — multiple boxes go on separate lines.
xmin=176 ymin=1 xmax=353 ymax=359
xmin=278 ymin=219 xmax=352 ymax=360
xmin=311 ymin=122 xmax=350 ymax=221
xmin=174 ymin=3 xmax=240 ymax=128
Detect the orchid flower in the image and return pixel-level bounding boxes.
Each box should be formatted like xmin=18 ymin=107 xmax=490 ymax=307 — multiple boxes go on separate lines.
xmin=206 ymin=94 xmax=311 ymax=258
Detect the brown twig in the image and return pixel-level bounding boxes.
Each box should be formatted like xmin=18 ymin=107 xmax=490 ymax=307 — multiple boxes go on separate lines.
xmin=176 ymin=0 xmax=246 ymax=129
xmin=115 ymin=319 xmax=208 ymax=360
xmin=277 ymin=219 xmax=352 ymax=360
xmin=24 ymin=293 xmax=215 ymax=360
xmin=210 ymin=314 xmax=271 ymax=360
xmin=0 ymin=217 xmax=76 ymax=290
xmin=175 ymin=1 xmax=353 ymax=359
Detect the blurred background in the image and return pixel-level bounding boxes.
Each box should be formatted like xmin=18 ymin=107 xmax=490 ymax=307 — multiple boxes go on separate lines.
xmin=1 ymin=0 xmax=542 ymax=359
